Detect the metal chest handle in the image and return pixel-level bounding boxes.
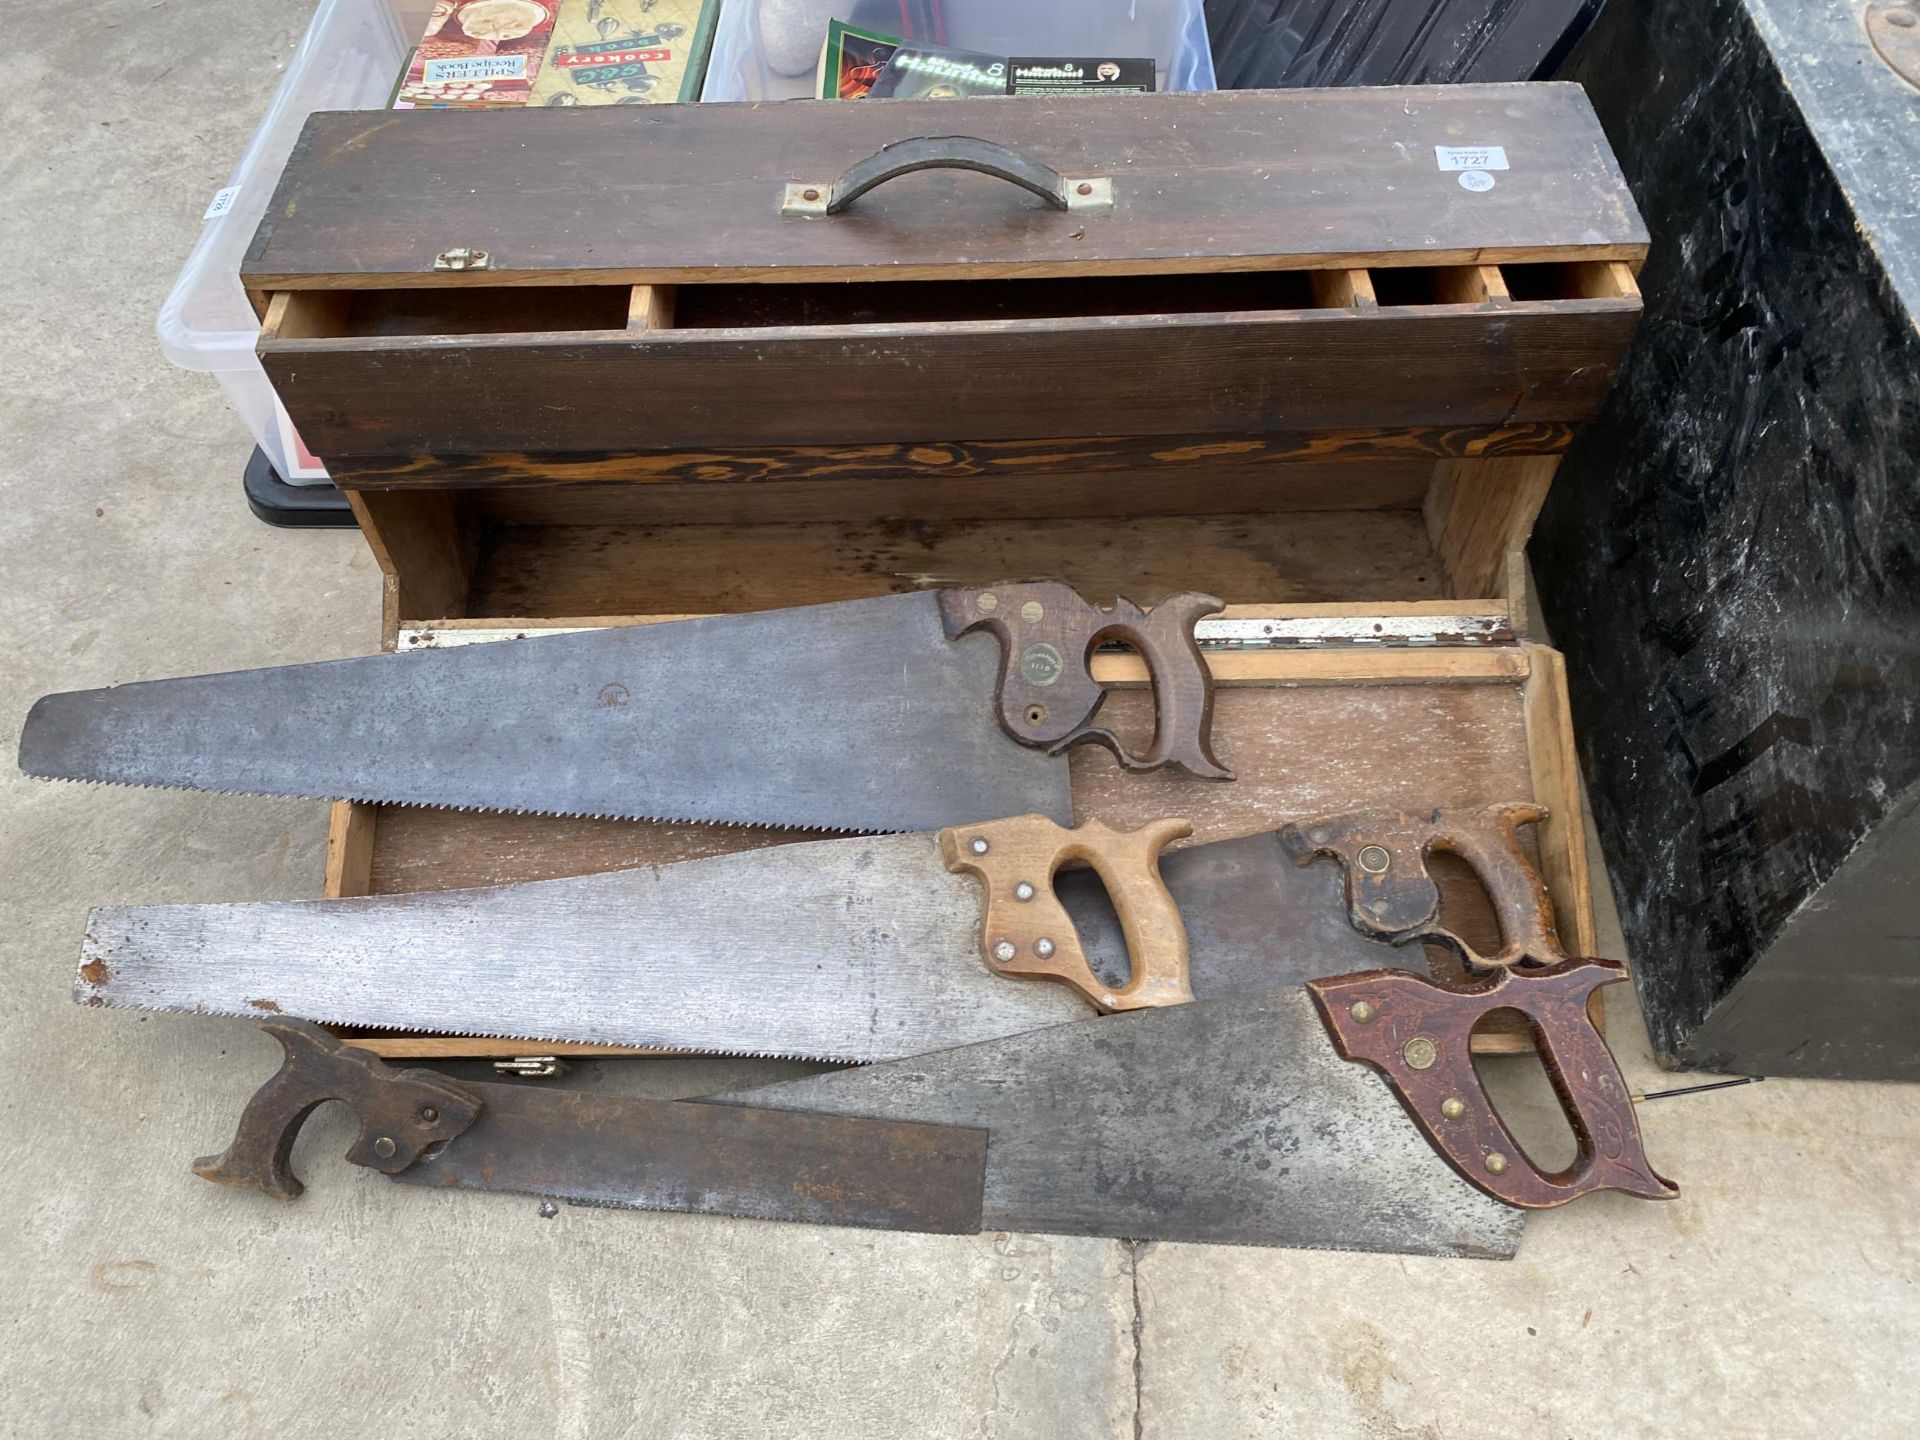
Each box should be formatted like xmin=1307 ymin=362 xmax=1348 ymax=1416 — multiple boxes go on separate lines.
xmin=783 ymin=136 xmax=1113 ymax=216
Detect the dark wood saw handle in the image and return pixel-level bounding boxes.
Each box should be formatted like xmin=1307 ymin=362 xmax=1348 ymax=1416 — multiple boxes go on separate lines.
xmin=822 ymin=137 xmax=1075 ymax=214
xmin=939 ymin=814 xmax=1195 ymax=1011
xmin=1279 ymin=801 xmax=1563 ymax=970
xmin=1309 ymin=959 xmax=1677 ymax=1208
xmin=938 ymin=583 xmax=1232 ymax=780
xmin=193 ymin=1021 xmax=481 ymax=1201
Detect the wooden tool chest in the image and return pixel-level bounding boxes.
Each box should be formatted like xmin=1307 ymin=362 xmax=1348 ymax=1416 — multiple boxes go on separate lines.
xmin=242 ymin=85 xmax=1647 ymax=1059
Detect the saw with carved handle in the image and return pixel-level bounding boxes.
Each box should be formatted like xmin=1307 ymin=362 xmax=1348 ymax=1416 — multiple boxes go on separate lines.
xmin=1284 ymin=802 xmax=1676 ymax=1208
xmin=19 ymin=583 xmax=1229 ymax=834
xmin=79 ymin=801 xmax=1637 ymax=1079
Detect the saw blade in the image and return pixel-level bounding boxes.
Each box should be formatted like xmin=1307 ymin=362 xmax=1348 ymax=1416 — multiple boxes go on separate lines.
xmin=392 ymin=1082 xmax=989 ymax=1234
xmin=705 ymin=989 xmax=1524 ymax=1258
xmin=77 ymin=833 xmax=1090 ymax=1063
xmin=75 ymin=827 xmax=1425 ymax=1060
xmin=20 ymin=593 xmax=1070 ymax=833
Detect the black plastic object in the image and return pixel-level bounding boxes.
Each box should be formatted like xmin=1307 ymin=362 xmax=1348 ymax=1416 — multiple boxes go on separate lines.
xmin=823 ymin=137 xmax=1073 ymax=214
xmin=1532 ymin=0 xmax=1920 ymax=1080
xmin=1204 ymin=0 xmax=1604 ymax=88
xmin=243 ymin=447 xmax=356 ymax=529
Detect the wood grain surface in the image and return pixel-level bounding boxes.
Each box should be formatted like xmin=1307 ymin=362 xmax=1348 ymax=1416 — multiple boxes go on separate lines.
xmin=242 ymin=87 xmax=1645 ymax=288
xmin=455 ymin=513 xmax=1454 ymax=619
xmin=328 ymin=422 xmax=1575 ymax=493
xmin=261 ymin=302 xmax=1638 ymax=455
xmin=440 ymin=462 xmax=1433 ymax=527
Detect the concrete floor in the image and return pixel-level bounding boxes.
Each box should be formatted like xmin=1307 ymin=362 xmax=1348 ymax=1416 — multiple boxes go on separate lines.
xmin=4 ymin=4 xmax=1919 ymax=1435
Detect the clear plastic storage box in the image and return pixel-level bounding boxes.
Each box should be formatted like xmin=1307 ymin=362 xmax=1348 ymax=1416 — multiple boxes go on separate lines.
xmin=160 ymin=0 xmax=1214 ymax=483
xmin=158 ymin=0 xmax=433 ymax=484
xmin=704 ymin=0 xmax=1215 ymax=102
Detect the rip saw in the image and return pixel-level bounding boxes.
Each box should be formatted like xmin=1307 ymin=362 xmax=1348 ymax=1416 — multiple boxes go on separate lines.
xmin=82 ymin=803 xmax=1580 ymax=1062
xmin=21 ymin=583 xmax=1230 ymax=833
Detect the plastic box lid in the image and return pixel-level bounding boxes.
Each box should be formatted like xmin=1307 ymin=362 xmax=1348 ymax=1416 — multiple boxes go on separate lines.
xmin=703 ymin=0 xmax=1216 ymax=103
xmin=158 ymin=0 xmax=432 ymax=376
xmin=158 ymin=0 xmax=1214 ymax=480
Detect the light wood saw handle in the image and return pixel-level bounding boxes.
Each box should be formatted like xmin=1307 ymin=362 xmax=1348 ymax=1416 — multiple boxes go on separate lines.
xmin=938 ymin=814 xmax=1194 ymax=1011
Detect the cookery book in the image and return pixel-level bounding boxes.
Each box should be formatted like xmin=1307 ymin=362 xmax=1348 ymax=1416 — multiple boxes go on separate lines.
xmin=817 ymin=21 xmax=1153 ymax=101
xmin=395 ymin=0 xmax=718 ymax=109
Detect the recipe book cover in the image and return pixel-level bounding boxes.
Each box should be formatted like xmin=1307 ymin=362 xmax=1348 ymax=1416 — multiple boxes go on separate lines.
xmin=530 ymin=0 xmax=720 ymax=105
xmin=395 ymin=0 xmax=557 ymax=107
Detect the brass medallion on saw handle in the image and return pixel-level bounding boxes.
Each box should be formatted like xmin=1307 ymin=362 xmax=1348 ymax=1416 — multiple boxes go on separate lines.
xmin=938 ymin=814 xmax=1195 ymax=1012
xmin=1278 ymin=801 xmax=1566 ymax=971
xmin=1308 ymin=959 xmax=1677 ymax=1209
xmin=192 ymin=1020 xmax=481 ymax=1201
xmin=937 ymin=582 xmax=1233 ymax=780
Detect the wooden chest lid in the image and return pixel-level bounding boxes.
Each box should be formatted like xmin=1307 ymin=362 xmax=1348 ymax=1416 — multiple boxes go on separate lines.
xmin=243 ymin=84 xmax=1646 ymax=289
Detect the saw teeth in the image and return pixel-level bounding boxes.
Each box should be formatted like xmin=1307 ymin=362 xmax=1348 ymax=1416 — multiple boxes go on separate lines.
xmin=25 ymin=769 xmax=889 ymax=836
xmin=71 ymin=988 xmax=860 ymax=1064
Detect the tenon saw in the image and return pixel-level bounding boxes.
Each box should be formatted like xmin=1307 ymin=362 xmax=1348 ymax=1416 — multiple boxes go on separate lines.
xmin=82 ymin=804 xmax=1576 ymax=1062
xmin=197 ymin=1021 xmax=990 ymax=1235
xmin=21 ymin=583 xmax=1229 ymax=833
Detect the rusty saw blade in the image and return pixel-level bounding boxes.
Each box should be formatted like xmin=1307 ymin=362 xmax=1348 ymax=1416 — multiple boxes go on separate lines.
xmin=195 ymin=1021 xmax=987 ymax=1234
xmin=191 ymin=1004 xmax=1517 ymax=1256
xmin=710 ymin=988 xmax=1526 ymax=1256
xmin=20 ymin=583 xmax=1231 ymax=833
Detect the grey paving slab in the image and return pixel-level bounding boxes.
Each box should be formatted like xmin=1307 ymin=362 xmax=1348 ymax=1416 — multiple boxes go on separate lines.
xmin=1135 ymin=861 xmax=1920 ymax=1439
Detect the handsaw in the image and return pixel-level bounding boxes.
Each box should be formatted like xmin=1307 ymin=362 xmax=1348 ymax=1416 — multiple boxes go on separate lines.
xmin=195 ymin=954 xmax=1674 ymax=1257
xmin=20 ymin=582 xmax=1230 ymax=833
xmin=76 ymin=797 xmax=1680 ymax=1206
xmin=194 ymin=1020 xmax=990 ymax=1235
xmin=80 ymin=803 xmax=1569 ymax=1061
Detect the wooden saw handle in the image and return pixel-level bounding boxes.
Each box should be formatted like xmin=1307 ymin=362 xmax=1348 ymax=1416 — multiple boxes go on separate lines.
xmin=1308 ymin=959 xmax=1677 ymax=1208
xmin=1279 ymin=801 xmax=1564 ymax=970
xmin=937 ymin=583 xmax=1232 ymax=780
xmin=938 ymin=814 xmax=1195 ymax=1011
xmin=193 ymin=1021 xmax=481 ymax=1201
